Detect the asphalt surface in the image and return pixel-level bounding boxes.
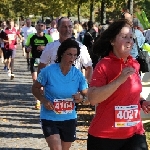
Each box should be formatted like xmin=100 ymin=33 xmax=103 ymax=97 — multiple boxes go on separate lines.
xmin=0 ymin=45 xmax=90 ymax=150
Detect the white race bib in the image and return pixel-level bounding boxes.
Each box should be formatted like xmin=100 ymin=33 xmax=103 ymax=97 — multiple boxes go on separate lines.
xmin=53 ymin=98 xmax=74 ymax=114
xmin=114 ymin=105 xmax=140 ymax=127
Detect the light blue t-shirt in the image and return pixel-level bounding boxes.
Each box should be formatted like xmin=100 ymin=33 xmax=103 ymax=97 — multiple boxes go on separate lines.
xmin=37 ymin=63 xmax=88 ymax=121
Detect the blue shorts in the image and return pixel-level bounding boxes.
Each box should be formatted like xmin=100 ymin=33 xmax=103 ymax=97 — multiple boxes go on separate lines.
xmin=40 ymin=119 xmax=76 ymax=142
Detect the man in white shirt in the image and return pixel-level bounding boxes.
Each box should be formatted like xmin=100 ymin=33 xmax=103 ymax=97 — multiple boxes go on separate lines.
xmin=38 ymin=17 xmax=93 ymax=83
xmin=21 ymin=18 xmax=36 ymax=67
xmin=38 ymin=17 xmax=93 ymax=112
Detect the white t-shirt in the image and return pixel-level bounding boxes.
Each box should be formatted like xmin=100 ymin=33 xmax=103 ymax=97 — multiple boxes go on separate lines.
xmin=46 ymin=28 xmax=59 ymax=41
xmin=40 ymin=40 xmax=92 ymax=71
xmin=21 ymin=26 xmax=37 ymax=43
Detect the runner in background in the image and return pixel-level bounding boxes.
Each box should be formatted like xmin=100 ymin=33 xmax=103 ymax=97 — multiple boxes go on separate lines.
xmin=21 ymin=18 xmax=36 ymax=68
xmin=0 ymin=21 xmax=7 ymax=66
xmin=78 ymin=22 xmax=88 ymax=43
xmin=46 ymin=19 xmax=59 ymax=41
xmin=83 ymin=20 xmax=97 ymax=68
xmin=0 ymin=19 xmax=22 ymax=79
xmin=25 ymin=21 xmax=53 ymax=110
xmin=20 ymin=23 xmax=26 ymax=56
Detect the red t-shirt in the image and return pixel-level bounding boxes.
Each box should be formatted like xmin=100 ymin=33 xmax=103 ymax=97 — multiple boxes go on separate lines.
xmin=88 ymin=52 xmax=144 ymax=139
xmin=1 ymin=27 xmax=20 ymax=50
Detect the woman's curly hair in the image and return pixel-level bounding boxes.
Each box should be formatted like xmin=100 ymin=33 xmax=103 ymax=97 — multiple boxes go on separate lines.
xmin=93 ymin=19 xmax=132 ymax=58
xmin=55 ymin=38 xmax=80 ymax=63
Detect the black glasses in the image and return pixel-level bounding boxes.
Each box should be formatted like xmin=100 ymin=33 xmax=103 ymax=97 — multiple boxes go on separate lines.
xmin=66 ymin=53 xmax=78 ymax=58
xmin=38 ymin=24 xmax=44 ymax=27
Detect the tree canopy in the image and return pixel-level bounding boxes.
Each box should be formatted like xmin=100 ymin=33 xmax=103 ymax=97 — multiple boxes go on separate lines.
xmin=0 ymin=0 xmax=150 ymax=23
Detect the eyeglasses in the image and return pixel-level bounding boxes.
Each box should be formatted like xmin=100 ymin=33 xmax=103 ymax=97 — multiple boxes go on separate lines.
xmin=38 ymin=24 xmax=44 ymax=27
xmin=66 ymin=53 xmax=78 ymax=58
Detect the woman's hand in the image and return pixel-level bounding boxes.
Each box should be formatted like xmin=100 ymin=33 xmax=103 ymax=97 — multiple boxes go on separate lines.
xmin=141 ymin=101 xmax=150 ymax=114
xmin=42 ymin=99 xmax=54 ymax=110
xmin=117 ymin=67 xmax=135 ymax=83
xmin=72 ymin=92 xmax=82 ymax=103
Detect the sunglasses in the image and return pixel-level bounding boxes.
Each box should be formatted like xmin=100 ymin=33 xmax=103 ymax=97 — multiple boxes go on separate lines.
xmin=37 ymin=24 xmax=44 ymax=27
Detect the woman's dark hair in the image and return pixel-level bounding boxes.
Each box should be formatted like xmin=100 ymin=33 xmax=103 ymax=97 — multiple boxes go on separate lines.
xmin=55 ymin=38 xmax=80 ymax=63
xmin=93 ymin=19 xmax=132 ymax=58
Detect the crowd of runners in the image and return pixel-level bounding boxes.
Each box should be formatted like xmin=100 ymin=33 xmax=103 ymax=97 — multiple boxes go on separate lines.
xmin=1 ymin=11 xmax=150 ymax=150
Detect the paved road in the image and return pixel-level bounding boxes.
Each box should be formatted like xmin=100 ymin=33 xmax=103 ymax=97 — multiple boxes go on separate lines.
xmin=0 ymin=45 xmax=89 ymax=150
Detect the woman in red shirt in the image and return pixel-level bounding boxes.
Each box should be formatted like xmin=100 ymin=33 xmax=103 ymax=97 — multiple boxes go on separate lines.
xmin=87 ymin=19 xmax=150 ymax=150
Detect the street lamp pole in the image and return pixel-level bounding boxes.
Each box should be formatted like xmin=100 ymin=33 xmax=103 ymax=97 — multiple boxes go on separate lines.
xmin=127 ymin=0 xmax=133 ymax=15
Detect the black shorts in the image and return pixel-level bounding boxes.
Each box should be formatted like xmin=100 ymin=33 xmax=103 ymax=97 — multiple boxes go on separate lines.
xmin=22 ymin=42 xmax=25 ymax=48
xmin=5 ymin=49 xmax=16 ymax=59
xmin=40 ymin=119 xmax=76 ymax=142
xmin=87 ymin=133 xmax=148 ymax=150
xmin=30 ymin=58 xmax=39 ymax=73
xmin=1 ymin=48 xmax=7 ymax=59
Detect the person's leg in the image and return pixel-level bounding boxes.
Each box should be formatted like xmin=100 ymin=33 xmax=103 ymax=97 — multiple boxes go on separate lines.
xmin=61 ymin=141 xmax=72 ymax=150
xmin=1 ymin=48 xmax=7 ymax=70
xmin=0 ymin=47 xmax=4 ymax=63
xmin=121 ymin=134 xmax=148 ymax=150
xmin=10 ymin=50 xmax=16 ymax=80
xmin=60 ymin=119 xmax=76 ymax=150
xmin=25 ymin=47 xmax=30 ymax=68
xmin=26 ymin=52 xmax=30 ymax=66
xmin=30 ymin=58 xmax=40 ymax=109
xmin=31 ymin=71 xmax=40 ymax=109
xmin=5 ymin=50 xmax=12 ymax=76
xmin=87 ymin=134 xmax=126 ymax=150
xmin=41 ymin=119 xmax=62 ymax=150
xmin=22 ymin=42 xmax=26 ymax=56
xmin=46 ymin=134 xmax=62 ymax=150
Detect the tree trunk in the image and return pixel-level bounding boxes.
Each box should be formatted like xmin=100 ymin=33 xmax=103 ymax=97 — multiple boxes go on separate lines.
xmin=67 ymin=11 xmax=71 ymax=18
xmin=101 ymin=0 xmax=106 ymax=24
xmin=77 ymin=4 xmax=80 ymax=23
xmin=90 ymin=0 xmax=94 ymax=22
xmin=41 ymin=15 xmax=44 ymax=22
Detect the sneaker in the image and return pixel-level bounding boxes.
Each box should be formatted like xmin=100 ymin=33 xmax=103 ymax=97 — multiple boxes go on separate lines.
xmin=35 ymin=100 xmax=41 ymax=110
xmin=10 ymin=74 xmax=15 ymax=80
xmin=4 ymin=66 xmax=7 ymax=71
xmin=7 ymin=70 xmax=11 ymax=77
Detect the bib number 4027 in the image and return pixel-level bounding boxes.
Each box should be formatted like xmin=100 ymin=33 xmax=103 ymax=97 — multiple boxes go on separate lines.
xmin=117 ymin=109 xmax=138 ymax=120
xmin=115 ymin=105 xmax=140 ymax=127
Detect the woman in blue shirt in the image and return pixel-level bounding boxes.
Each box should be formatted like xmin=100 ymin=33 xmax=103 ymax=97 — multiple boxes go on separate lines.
xmin=32 ymin=38 xmax=88 ymax=150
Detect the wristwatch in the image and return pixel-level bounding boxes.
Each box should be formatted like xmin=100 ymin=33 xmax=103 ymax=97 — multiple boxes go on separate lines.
xmin=81 ymin=96 xmax=88 ymax=104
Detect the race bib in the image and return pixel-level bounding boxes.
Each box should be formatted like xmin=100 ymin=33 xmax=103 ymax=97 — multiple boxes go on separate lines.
xmin=115 ymin=105 xmax=140 ymax=127
xmin=8 ymin=34 xmax=15 ymax=40
xmin=53 ymin=98 xmax=74 ymax=114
